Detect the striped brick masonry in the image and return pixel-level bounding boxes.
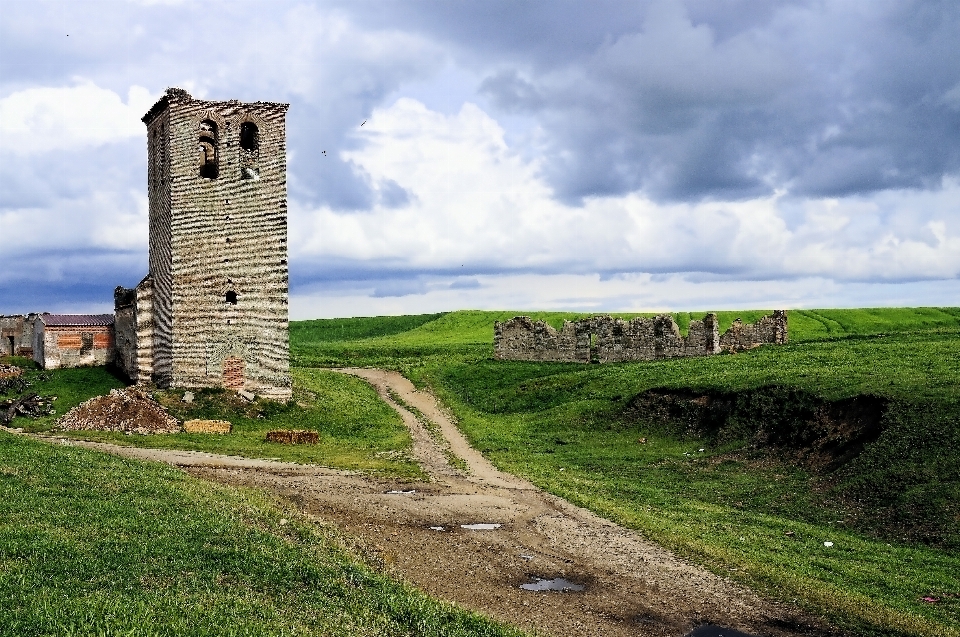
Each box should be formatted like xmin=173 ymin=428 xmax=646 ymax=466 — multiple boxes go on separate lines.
xmin=117 ymin=88 xmax=292 ymax=399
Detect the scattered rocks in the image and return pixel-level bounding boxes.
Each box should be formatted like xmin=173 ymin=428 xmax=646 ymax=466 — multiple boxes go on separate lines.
xmin=1 ymin=393 xmax=56 ymax=425
xmin=183 ymin=419 xmax=231 ymax=434
xmin=0 ymin=364 xmax=23 ymax=380
xmin=265 ymin=429 xmax=318 ymax=444
xmin=55 ymin=387 xmax=180 ymax=434
xmin=182 ymin=391 xmax=194 ymax=403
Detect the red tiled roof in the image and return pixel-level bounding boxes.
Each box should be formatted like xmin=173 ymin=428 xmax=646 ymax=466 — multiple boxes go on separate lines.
xmin=41 ymin=314 xmax=114 ymax=327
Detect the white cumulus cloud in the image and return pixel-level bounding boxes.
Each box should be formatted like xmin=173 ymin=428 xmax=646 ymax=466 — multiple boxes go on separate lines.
xmin=291 ymin=98 xmax=960 ymax=289
xmin=0 ymin=82 xmax=156 ymax=154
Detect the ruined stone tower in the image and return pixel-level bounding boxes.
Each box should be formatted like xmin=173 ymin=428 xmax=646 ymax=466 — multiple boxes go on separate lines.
xmin=121 ymin=88 xmax=291 ymax=399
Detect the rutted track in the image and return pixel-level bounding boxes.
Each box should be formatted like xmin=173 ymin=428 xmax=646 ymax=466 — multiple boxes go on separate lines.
xmin=56 ymin=369 xmax=833 ymax=637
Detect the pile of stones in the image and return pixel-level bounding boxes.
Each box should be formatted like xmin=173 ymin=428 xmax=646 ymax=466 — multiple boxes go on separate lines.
xmin=0 ymin=364 xmax=23 ymax=380
xmin=55 ymin=387 xmax=181 ymax=434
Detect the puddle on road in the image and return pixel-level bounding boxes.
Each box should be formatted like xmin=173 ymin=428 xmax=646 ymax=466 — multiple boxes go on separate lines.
xmin=428 ymin=526 xmax=445 ymax=531
xmin=461 ymin=523 xmax=502 ymax=530
xmin=519 ymin=577 xmax=585 ymax=592
xmin=385 ymin=489 xmax=416 ymax=495
xmin=684 ymin=626 xmax=759 ymax=637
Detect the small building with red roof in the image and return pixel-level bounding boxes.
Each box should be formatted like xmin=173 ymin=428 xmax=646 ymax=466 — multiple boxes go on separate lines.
xmin=33 ymin=314 xmax=116 ymax=370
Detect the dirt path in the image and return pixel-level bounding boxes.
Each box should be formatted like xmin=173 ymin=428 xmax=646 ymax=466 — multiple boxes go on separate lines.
xmin=54 ymin=370 xmax=833 ymax=637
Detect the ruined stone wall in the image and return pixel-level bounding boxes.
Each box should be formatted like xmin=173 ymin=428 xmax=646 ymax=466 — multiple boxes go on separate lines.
xmin=143 ymin=89 xmax=291 ymax=399
xmin=592 ymin=314 xmax=721 ymax=362
xmin=37 ymin=325 xmax=115 ymax=370
xmin=114 ymin=287 xmax=137 ymax=379
xmin=0 ymin=314 xmax=37 ymax=357
xmin=718 ymin=310 xmax=788 ymax=351
xmin=32 ymin=318 xmax=43 ymax=366
xmin=493 ymin=317 xmax=590 ymax=362
xmin=134 ymin=277 xmax=154 ymax=384
xmin=114 ymin=278 xmax=155 ymax=384
xmin=495 ymin=312 xmax=785 ymax=363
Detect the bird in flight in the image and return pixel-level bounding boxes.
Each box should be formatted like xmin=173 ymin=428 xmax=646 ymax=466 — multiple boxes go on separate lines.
xmin=361 ymin=120 xmax=366 ymax=127
xmin=322 ymin=150 xmax=327 ymax=156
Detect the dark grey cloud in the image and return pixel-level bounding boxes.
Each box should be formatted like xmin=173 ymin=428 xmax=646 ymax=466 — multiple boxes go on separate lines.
xmin=337 ymin=0 xmax=960 ymax=203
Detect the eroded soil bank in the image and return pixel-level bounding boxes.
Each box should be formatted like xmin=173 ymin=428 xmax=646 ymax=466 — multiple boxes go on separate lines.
xmin=55 ymin=369 xmax=836 ymax=637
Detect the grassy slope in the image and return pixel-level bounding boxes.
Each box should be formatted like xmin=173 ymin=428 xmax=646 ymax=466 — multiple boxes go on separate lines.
xmin=7 ymin=366 xmax=423 ymax=477
xmin=290 ymin=308 xmax=960 ymax=636
xmin=290 ymin=312 xmax=447 ymax=343
xmin=0 ymin=433 xmax=524 ymax=637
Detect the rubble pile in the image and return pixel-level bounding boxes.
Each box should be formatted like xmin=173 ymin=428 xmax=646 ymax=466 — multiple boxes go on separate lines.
xmin=1 ymin=393 xmax=56 ymax=426
xmin=0 ymin=364 xmax=23 ymax=380
xmin=55 ymin=387 xmax=181 ymax=434
xmin=265 ymin=429 xmax=318 ymax=444
xmin=0 ymin=369 xmax=50 ymax=395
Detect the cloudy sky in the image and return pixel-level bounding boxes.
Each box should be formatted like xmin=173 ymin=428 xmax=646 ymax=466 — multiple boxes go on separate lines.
xmin=1 ymin=0 xmax=958 ymax=318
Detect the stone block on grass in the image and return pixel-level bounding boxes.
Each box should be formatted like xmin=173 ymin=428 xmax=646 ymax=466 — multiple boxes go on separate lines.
xmin=184 ymin=419 xmax=232 ymax=434
xmin=266 ymin=429 xmax=318 ymax=444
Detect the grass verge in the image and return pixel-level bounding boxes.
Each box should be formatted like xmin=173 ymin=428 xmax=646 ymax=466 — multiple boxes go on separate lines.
xmin=0 ymin=432 xmax=525 ymax=636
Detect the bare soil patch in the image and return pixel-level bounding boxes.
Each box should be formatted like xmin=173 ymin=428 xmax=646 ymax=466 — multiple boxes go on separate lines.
xmin=52 ymin=370 xmax=836 ymax=637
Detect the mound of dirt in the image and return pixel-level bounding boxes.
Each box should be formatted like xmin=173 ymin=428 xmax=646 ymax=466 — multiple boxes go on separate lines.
xmin=55 ymin=387 xmax=181 ymax=434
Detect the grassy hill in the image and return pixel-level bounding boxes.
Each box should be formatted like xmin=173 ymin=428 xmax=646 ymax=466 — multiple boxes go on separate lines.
xmin=291 ymin=307 xmax=960 ymax=636
xmin=291 ymin=307 xmax=960 ymax=367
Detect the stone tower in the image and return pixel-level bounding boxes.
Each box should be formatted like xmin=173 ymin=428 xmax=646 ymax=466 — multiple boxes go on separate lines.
xmin=130 ymin=88 xmax=291 ymax=399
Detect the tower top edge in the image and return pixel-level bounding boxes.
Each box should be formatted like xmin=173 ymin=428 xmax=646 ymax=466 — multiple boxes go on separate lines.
xmin=142 ymin=87 xmax=290 ymax=126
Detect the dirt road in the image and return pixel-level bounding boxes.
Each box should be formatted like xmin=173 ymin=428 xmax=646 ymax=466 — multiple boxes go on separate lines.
xmin=58 ymin=368 xmax=833 ymax=637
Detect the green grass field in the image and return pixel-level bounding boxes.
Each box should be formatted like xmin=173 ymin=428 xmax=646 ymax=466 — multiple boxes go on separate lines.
xmin=3 ymin=306 xmax=959 ymax=636
xmin=70 ymin=370 xmax=421 ymax=477
xmin=289 ymin=307 xmax=960 ymax=637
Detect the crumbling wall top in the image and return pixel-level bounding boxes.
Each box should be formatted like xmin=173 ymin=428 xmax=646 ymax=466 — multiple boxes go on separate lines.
xmin=142 ymin=86 xmax=289 ymax=126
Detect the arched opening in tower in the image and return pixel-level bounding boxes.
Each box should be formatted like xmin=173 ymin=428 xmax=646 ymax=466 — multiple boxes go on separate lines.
xmin=198 ymin=120 xmax=219 ymax=178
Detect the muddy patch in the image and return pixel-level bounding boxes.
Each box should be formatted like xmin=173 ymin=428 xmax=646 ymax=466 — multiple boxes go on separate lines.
xmin=520 ymin=576 xmax=585 ymax=592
